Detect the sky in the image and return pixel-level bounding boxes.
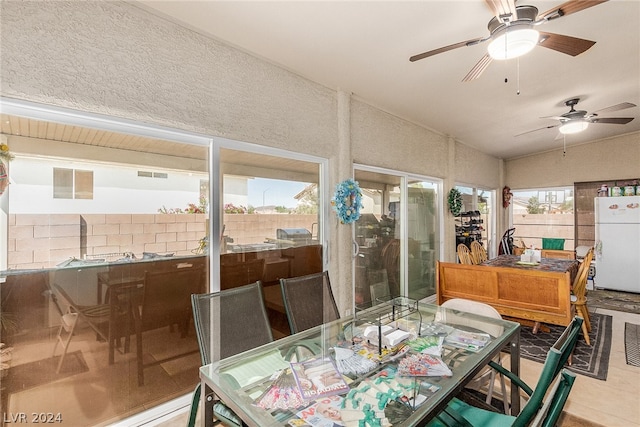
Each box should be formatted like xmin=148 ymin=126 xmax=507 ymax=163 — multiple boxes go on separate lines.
xmin=247 ymin=178 xmax=308 ymax=208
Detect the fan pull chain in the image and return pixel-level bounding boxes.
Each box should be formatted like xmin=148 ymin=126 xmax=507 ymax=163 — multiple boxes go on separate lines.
xmin=563 ymin=134 xmax=566 ymax=157
xmin=516 ymin=58 xmax=521 ymax=95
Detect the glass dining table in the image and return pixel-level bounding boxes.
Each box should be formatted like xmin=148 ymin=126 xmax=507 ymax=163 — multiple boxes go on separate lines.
xmin=199 ymin=298 xmax=521 ymax=426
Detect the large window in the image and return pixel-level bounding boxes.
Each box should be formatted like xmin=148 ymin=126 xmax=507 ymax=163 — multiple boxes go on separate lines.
xmin=511 ymin=187 xmax=575 ymax=250
xmin=0 ymin=101 xmax=329 ymax=425
xmin=1 ymin=103 xmax=212 ymax=425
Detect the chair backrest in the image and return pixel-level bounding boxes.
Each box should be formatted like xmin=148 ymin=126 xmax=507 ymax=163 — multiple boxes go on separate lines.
xmin=457 ymin=244 xmax=475 ymax=265
xmin=381 ymin=239 xmax=400 ymax=297
xmin=368 ymin=269 xmax=390 ymax=303
xmin=513 ymin=344 xmax=576 ymax=427
xmin=572 ymin=247 xmax=594 ymax=304
xmin=140 ymin=266 xmax=203 ymax=331
xmin=529 ymin=369 xmax=577 ymax=427
xmin=542 ymin=238 xmax=565 ymax=250
xmin=550 ymin=316 xmax=583 ymax=379
xmin=440 ymin=298 xmax=504 ymax=338
xmin=280 ymin=271 xmax=340 ymax=334
xmin=470 ymin=240 xmax=488 ymax=264
xmin=191 ymin=281 xmax=273 ymax=365
xmin=220 ymin=258 xmax=265 ymax=290
xmin=370 ymin=282 xmax=390 ymax=303
xmin=498 ymin=228 xmax=515 ymax=255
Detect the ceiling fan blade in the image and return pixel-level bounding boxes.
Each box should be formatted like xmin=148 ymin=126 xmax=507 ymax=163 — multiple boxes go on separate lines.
xmin=538 ymin=32 xmax=596 ymax=56
xmin=515 ymin=124 xmax=559 ymax=137
xmin=538 ymin=0 xmax=608 ymax=22
xmin=593 ymin=102 xmax=637 ymax=114
xmin=409 ymin=37 xmax=486 ymax=62
xmin=591 ymin=117 xmax=634 ymax=125
xmin=484 ymin=0 xmax=517 ymax=23
xmin=462 ymin=54 xmax=493 ymax=82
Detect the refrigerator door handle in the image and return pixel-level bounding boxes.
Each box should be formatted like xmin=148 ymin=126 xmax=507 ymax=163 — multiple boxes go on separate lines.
xmin=595 ymin=240 xmax=602 ymax=257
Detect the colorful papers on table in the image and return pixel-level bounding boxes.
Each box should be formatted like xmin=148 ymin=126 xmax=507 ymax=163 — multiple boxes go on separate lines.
xmin=291 ymin=395 xmax=345 ymax=427
xmin=254 ymin=369 xmax=309 ymax=410
xmin=290 ymin=356 xmax=350 ymax=400
xmin=333 ymin=347 xmax=378 ymax=376
xmin=444 ymin=329 xmax=491 ymax=352
xmin=397 ymin=353 xmax=453 ymax=377
xmin=405 ymin=336 xmax=445 ymax=356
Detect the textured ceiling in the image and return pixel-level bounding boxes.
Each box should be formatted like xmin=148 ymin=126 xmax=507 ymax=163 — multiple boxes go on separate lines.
xmin=133 ymin=0 xmax=640 ymax=159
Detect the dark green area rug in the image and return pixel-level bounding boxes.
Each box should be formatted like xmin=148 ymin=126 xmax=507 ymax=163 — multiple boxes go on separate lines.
xmin=519 ymin=313 xmax=612 ymax=381
xmin=588 ymin=289 xmax=640 ymax=314
xmin=624 ymin=322 xmax=640 ymax=367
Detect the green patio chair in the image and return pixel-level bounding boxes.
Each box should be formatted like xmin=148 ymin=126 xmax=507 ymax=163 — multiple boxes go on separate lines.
xmin=428 ymin=316 xmax=583 ymax=427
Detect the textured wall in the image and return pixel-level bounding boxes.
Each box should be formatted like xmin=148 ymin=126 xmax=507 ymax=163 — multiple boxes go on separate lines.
xmin=351 ymin=99 xmax=449 ymax=178
xmin=0 ymin=1 xmax=339 ymax=156
xmin=455 ymin=141 xmax=501 ymax=189
xmin=505 ymin=132 xmax=640 ymax=189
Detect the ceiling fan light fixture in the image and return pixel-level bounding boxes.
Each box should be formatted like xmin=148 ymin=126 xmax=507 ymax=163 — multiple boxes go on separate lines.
xmin=559 ymin=120 xmax=589 ymax=134
xmin=487 ymin=26 xmax=540 ymax=60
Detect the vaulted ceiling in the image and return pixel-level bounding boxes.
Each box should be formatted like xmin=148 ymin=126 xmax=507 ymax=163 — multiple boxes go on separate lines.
xmin=134 ymin=0 xmax=640 ymax=159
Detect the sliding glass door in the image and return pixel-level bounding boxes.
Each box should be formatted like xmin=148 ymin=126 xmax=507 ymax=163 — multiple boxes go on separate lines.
xmin=353 ymin=166 xmax=441 ymax=307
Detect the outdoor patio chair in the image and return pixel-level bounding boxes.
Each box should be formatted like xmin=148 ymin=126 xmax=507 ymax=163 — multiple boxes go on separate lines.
xmin=279 ymin=271 xmax=340 ymax=334
xmin=188 ymin=281 xmax=273 ymax=427
xmin=429 ymin=316 xmax=583 ymax=427
xmin=441 ymin=298 xmax=510 ymax=414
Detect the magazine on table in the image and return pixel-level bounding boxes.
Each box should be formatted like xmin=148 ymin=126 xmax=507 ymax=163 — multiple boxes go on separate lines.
xmin=288 ymin=395 xmax=345 ymax=427
xmin=290 ymin=356 xmax=350 ymax=400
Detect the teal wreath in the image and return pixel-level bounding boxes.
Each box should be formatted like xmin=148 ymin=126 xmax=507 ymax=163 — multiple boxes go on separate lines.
xmin=448 ymin=188 xmax=463 ymax=216
xmin=332 ymin=179 xmax=363 ymax=224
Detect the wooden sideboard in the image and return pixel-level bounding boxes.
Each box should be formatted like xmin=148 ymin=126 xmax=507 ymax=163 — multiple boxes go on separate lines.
xmin=436 ymin=261 xmax=573 ymax=327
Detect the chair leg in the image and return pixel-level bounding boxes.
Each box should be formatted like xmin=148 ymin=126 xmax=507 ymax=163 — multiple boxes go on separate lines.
xmin=187 ymin=383 xmax=201 ymax=427
xmin=498 ymin=371 xmax=510 ymax=414
xmin=581 ymin=305 xmax=592 ymax=332
xmin=579 ymin=313 xmax=591 ymax=346
xmin=53 ymin=312 xmax=78 ymax=374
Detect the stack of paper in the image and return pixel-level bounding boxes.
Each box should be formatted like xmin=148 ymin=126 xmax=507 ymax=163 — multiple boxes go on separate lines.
xmin=397 ymin=353 xmax=453 ymax=377
xmin=405 ymin=336 xmax=445 ymax=356
xmin=444 ymin=329 xmax=491 ymax=352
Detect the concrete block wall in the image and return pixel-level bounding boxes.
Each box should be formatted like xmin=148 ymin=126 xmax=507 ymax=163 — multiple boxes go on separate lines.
xmin=6 ymin=213 xmax=318 ymax=270
xmin=223 ymin=214 xmax=318 ymax=245
xmin=7 ymin=213 xmax=207 ymax=269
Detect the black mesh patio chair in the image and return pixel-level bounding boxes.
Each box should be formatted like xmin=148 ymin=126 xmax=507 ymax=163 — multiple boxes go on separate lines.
xmin=279 ymin=271 xmax=340 ymax=334
xmin=187 ymin=281 xmax=274 ymax=427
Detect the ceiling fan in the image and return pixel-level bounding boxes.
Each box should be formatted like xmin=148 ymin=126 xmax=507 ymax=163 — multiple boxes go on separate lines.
xmin=409 ymin=0 xmax=607 ymax=82
xmin=516 ymin=98 xmax=637 ymax=136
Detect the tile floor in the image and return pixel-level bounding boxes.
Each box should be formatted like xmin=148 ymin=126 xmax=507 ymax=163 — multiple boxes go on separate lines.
xmin=151 ymin=307 xmax=640 ymax=427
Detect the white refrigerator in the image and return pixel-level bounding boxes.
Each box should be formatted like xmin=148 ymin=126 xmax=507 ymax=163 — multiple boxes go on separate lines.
xmin=594 ymin=196 xmax=640 ymax=293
